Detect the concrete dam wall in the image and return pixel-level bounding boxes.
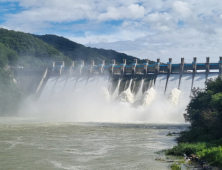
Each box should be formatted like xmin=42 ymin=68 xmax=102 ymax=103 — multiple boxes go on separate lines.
xmin=41 ymin=57 xmax=221 ymax=100
xmin=15 ymin=57 xmax=222 ymax=123
xmin=14 ymin=57 xmax=221 ymax=108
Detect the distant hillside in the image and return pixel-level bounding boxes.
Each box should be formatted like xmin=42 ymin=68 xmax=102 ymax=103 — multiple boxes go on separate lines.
xmin=0 ymin=28 xmax=71 ymax=68
xmin=0 ymin=42 xmax=17 ymax=68
xmin=34 ymin=34 xmax=154 ymax=65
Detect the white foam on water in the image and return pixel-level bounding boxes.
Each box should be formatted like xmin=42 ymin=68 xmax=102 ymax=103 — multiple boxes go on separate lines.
xmin=119 ymin=88 xmax=134 ymax=103
xmin=50 ymin=161 xmax=82 ymax=170
xmin=141 ymin=87 xmax=156 ymax=106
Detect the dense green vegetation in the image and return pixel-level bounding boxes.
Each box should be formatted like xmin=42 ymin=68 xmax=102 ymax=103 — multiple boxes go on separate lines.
xmin=166 ymin=139 xmax=222 ymax=155
xmin=197 ymin=146 xmax=222 ymax=167
xmin=33 ymin=34 xmax=109 ymax=64
xmin=0 ymin=28 xmax=71 ymax=68
xmin=0 ymin=42 xmax=17 ymax=67
xmin=34 ymin=34 xmax=154 ymax=65
xmin=166 ymin=140 xmax=222 ymax=167
xmin=0 ymin=42 xmax=22 ymax=115
xmin=1 ymin=28 xmax=148 ymax=68
xmin=0 ymin=68 xmax=23 ymax=116
xmin=167 ymin=76 xmax=222 ymax=167
xmin=180 ymin=76 xmax=222 ymax=143
xmin=170 ymin=163 xmax=181 ymax=170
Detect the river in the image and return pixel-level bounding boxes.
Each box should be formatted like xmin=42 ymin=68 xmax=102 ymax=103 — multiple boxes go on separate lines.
xmin=0 ymin=117 xmax=187 ymax=170
xmin=0 ymin=75 xmax=193 ymax=169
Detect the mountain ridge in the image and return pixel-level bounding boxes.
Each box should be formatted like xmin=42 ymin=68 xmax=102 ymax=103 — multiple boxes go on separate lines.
xmin=33 ymin=34 xmax=154 ymax=65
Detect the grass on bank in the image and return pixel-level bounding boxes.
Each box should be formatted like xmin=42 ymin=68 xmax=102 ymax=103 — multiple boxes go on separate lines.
xmin=170 ymin=163 xmax=181 ymax=170
xmin=166 ymin=139 xmax=222 ymax=167
xmin=197 ymin=146 xmax=222 ymax=167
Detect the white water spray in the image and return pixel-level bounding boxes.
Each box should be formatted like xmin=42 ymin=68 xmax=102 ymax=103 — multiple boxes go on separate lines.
xmin=119 ymin=88 xmax=134 ymax=103
xmin=111 ymin=79 xmax=121 ymax=100
xmin=135 ymin=79 xmax=144 ymax=101
xmin=101 ymin=87 xmax=110 ymax=101
xmin=168 ymin=88 xmax=181 ymax=105
xmin=119 ymin=79 xmax=134 ymax=103
xmin=141 ymin=87 xmax=156 ymax=106
xmin=20 ymin=72 xmax=215 ymax=123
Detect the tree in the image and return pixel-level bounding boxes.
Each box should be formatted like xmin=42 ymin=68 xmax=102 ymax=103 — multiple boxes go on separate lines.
xmin=180 ymin=76 xmax=222 ymax=142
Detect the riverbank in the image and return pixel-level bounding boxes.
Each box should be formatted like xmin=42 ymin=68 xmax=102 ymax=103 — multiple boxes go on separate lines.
xmin=164 ymin=76 xmax=222 ymax=169
xmin=165 ymin=135 xmax=222 ymax=169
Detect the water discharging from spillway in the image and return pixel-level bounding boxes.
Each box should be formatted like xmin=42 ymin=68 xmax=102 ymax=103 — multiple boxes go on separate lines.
xmin=19 ymin=73 xmax=219 ymax=123
xmin=119 ymin=78 xmax=134 ymax=103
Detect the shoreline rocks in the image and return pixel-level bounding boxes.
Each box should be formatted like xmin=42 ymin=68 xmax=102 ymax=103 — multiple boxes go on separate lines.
xmin=184 ymin=153 xmax=215 ymax=170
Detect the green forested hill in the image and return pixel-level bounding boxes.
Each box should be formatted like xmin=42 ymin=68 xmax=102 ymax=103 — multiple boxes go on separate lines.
xmin=0 ymin=28 xmax=153 ymax=67
xmin=0 ymin=28 xmax=71 ymax=68
xmin=0 ymin=42 xmax=21 ymax=115
xmin=34 ymin=34 xmax=154 ymax=64
xmin=0 ymin=42 xmax=17 ymax=67
xmin=33 ymin=34 xmax=109 ymax=64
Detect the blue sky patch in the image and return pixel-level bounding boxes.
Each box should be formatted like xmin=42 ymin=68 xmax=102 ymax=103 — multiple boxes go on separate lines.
xmin=177 ymin=20 xmax=184 ymax=27
xmin=0 ymin=2 xmax=23 ymax=23
xmin=103 ymin=20 xmax=124 ymax=26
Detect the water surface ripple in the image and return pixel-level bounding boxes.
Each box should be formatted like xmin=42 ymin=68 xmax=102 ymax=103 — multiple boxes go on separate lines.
xmin=0 ymin=118 xmax=188 ymax=170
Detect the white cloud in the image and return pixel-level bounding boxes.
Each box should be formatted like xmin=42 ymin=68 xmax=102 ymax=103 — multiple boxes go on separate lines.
xmin=143 ymin=12 xmax=172 ymax=32
xmin=172 ymin=1 xmax=191 ymax=17
xmin=144 ymin=12 xmax=171 ymax=23
xmin=98 ymin=4 xmax=145 ymax=21
xmin=1 ymin=0 xmax=222 ymax=62
xmin=88 ymin=27 xmax=222 ymax=63
xmin=70 ymin=27 xmax=148 ymax=44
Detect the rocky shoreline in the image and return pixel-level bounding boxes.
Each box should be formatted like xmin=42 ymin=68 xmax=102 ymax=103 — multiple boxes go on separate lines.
xmin=184 ymin=154 xmax=221 ymax=170
xmin=155 ymin=154 xmax=220 ymax=170
xmin=159 ymin=131 xmax=222 ymax=170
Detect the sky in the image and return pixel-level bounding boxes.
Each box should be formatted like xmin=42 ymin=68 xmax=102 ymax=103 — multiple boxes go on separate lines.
xmin=0 ymin=0 xmax=222 ymax=63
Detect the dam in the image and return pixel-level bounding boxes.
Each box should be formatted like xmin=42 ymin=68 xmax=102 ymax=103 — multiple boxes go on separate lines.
xmin=14 ymin=56 xmax=222 ymax=122
xmin=37 ymin=57 xmax=221 ymax=101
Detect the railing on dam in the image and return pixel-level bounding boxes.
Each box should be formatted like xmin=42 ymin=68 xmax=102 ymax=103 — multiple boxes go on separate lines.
xmin=53 ymin=57 xmax=222 ymax=78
